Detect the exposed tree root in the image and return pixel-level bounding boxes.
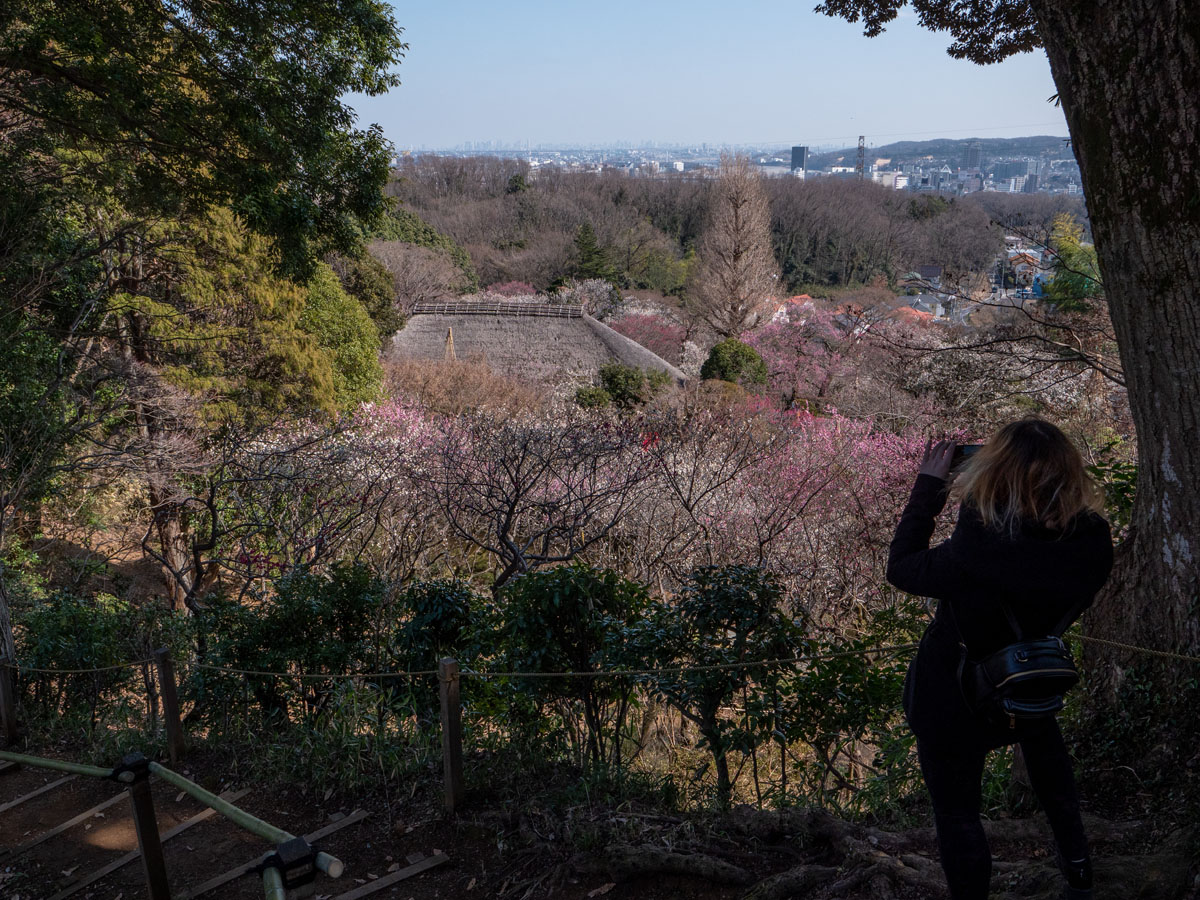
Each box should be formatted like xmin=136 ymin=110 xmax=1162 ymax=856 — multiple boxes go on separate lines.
xmin=539 ymin=805 xmax=1190 ymax=900
xmin=572 ymin=844 xmax=755 ymax=886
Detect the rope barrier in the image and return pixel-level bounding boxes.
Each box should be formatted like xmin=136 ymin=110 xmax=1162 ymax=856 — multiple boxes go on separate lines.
xmin=6 ymin=635 xmax=1198 ymax=682
xmin=461 ymin=642 xmax=920 ymax=680
xmin=1077 ymin=634 xmax=1200 ymax=665
xmin=189 ymin=662 xmax=439 ymax=680
xmin=0 ymin=657 xmax=155 ymax=675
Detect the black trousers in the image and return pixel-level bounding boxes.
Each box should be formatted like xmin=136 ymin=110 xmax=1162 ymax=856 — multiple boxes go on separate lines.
xmin=917 ymin=719 xmax=1090 ymax=900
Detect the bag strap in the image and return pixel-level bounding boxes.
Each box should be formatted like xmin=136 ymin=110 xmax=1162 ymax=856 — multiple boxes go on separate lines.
xmin=997 ymin=597 xmax=1087 ymax=641
xmin=997 ymin=601 xmax=1025 ymax=641
xmin=955 ymin=596 xmax=1088 ymax=648
xmin=1049 ymin=598 xmax=1088 ymax=638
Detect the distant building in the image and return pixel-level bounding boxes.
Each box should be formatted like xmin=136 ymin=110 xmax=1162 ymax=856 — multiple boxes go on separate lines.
xmin=962 ymin=141 xmax=983 ymax=170
xmin=791 ymin=145 xmax=808 ymax=173
xmin=916 ymin=265 xmax=944 ymax=287
xmin=993 ymin=159 xmax=1036 ymax=180
xmin=1007 ymin=251 xmax=1043 ymax=285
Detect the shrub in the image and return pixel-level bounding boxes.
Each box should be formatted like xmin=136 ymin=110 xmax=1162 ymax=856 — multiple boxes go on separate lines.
xmin=393 ymin=579 xmax=479 ymax=670
xmin=194 ymin=564 xmax=386 ymax=723
xmin=700 ymin=338 xmax=768 ymax=386
xmin=634 ymin=565 xmax=805 ymax=805
xmin=595 ymin=363 xmax=670 ymax=409
xmin=496 ymin=565 xmax=651 ymax=768
xmin=575 ymin=385 xmax=611 ymax=409
xmin=16 ymin=592 xmax=189 ymax=742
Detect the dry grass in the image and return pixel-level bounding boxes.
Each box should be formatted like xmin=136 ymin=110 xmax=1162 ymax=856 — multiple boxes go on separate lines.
xmin=384 ymin=357 xmax=546 ymax=416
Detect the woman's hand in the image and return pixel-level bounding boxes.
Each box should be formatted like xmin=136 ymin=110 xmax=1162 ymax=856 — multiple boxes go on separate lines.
xmin=918 ymin=437 xmax=958 ymax=481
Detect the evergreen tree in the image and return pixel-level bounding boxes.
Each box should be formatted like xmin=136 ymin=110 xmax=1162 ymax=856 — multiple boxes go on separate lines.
xmin=571 ymin=223 xmax=615 ymax=282
xmin=0 ymin=0 xmax=406 ymax=276
xmin=301 ymin=265 xmax=384 ymax=410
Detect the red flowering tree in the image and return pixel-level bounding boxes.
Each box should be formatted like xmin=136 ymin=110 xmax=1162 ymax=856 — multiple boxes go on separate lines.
xmin=611 ymin=314 xmax=686 ymax=366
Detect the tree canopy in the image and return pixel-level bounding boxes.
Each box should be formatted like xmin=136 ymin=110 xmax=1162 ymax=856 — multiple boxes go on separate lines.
xmin=0 ymin=0 xmax=406 ymax=276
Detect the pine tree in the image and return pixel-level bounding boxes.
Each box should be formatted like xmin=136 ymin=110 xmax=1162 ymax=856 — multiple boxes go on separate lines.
xmin=571 ymin=223 xmax=614 ymax=282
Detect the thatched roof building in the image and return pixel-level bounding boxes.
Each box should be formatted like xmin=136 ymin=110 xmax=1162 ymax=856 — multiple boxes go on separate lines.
xmin=388 ymin=301 xmax=685 ymax=382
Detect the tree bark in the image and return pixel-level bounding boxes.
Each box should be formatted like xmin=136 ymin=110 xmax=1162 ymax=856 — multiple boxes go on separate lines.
xmin=0 ymin=576 xmax=15 ymax=661
xmin=147 ymin=476 xmax=191 ymax=613
xmin=1033 ymin=0 xmax=1200 ymax=677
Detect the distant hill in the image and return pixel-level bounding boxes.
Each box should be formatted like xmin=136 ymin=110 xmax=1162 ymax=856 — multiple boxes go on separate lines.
xmin=809 ymin=136 xmax=1074 ymax=169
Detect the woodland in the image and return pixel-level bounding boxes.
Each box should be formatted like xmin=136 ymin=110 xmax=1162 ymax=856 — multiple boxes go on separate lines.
xmin=1 ymin=1 xmax=1198 ymax=899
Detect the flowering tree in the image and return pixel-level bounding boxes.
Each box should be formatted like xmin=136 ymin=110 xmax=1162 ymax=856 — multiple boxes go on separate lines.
xmin=484 ymin=280 xmax=537 ymax=298
xmin=422 ymin=409 xmax=658 ymax=589
xmin=610 ymin=314 xmax=686 ymax=366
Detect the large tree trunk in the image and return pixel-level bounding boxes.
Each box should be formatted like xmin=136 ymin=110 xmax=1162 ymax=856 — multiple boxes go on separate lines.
xmin=147 ymin=476 xmax=192 ymax=613
xmin=0 ymin=576 xmax=15 ymax=661
xmin=1033 ymin=0 xmax=1200 ymax=680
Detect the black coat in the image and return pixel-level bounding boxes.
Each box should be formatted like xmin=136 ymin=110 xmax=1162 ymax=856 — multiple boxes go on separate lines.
xmin=888 ymin=474 xmax=1114 ymax=746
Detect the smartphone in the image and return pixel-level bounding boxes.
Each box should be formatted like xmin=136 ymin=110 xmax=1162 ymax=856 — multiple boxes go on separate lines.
xmin=951 ymin=443 xmax=983 ymax=469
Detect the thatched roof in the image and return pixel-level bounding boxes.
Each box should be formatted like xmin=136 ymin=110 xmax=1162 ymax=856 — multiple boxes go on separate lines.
xmin=388 ymin=302 xmax=685 ymax=382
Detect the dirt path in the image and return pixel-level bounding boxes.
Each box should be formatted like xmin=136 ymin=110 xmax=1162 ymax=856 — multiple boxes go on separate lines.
xmin=1 ymin=759 xmax=1195 ymax=900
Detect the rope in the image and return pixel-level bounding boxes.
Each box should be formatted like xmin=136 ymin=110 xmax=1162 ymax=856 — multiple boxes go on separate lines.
xmin=461 ymin=643 xmax=921 ymax=680
xmin=189 ymin=662 xmax=439 ymax=680
xmin=0 ymin=657 xmax=155 ymax=674
xmin=6 ymin=635 xmax=1197 ymax=681
xmin=1077 ymin=634 xmax=1200 ymax=665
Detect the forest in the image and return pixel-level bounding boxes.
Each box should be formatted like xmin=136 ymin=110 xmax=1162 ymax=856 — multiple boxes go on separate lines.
xmin=2 ymin=1 xmax=1198 ymax=898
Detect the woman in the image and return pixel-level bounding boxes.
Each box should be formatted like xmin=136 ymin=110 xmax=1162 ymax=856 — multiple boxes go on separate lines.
xmin=888 ymin=418 xmax=1113 ymax=900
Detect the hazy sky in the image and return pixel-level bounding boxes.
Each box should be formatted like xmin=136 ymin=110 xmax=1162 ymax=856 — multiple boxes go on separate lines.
xmin=348 ymin=1 xmax=1068 ymax=151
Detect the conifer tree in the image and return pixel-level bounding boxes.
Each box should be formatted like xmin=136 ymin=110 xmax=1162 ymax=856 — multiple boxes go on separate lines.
xmin=571 ymin=223 xmax=615 ymax=282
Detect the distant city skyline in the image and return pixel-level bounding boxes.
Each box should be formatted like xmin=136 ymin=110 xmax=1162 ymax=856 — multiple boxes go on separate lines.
xmin=347 ymin=1 xmax=1070 ymax=151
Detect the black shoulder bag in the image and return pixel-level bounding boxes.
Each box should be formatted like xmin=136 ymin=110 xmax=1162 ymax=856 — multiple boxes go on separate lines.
xmin=952 ymin=600 xmax=1083 ymax=730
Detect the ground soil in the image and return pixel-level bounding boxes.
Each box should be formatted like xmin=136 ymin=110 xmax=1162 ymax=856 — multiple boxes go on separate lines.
xmin=1 ymin=752 xmax=1197 ymax=900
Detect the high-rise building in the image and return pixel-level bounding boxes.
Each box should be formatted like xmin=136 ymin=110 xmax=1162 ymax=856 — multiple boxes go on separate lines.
xmin=791 ymin=145 xmax=808 ymax=173
xmin=962 ymin=140 xmax=983 ymax=170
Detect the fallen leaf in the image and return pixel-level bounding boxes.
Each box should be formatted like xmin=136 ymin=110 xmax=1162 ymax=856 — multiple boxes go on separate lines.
xmin=588 ymin=884 xmax=616 ymax=897
xmin=367 ymin=873 xmax=378 ymax=880
xmin=466 ymin=877 xmax=477 ymax=891
xmin=175 ymin=792 xmax=185 ymax=802
xmin=61 ymin=866 xmax=78 ymax=878
xmin=323 ymin=787 xmax=333 ymax=801
xmin=387 ymin=863 xmax=399 ymax=873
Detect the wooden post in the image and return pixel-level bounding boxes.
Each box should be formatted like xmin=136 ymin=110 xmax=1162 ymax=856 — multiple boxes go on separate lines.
xmin=0 ymin=656 xmax=17 ymax=746
xmin=121 ymin=754 xmax=172 ymax=900
xmin=438 ymin=657 xmax=464 ymax=814
xmin=154 ymin=648 xmax=185 ymax=764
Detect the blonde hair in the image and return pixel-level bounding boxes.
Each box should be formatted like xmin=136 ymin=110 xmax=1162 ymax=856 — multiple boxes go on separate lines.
xmin=953 ymin=417 xmax=1105 ymax=533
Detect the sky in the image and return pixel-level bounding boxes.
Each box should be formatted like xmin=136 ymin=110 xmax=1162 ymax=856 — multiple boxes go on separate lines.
xmin=347 ymin=1 xmax=1068 ymax=151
